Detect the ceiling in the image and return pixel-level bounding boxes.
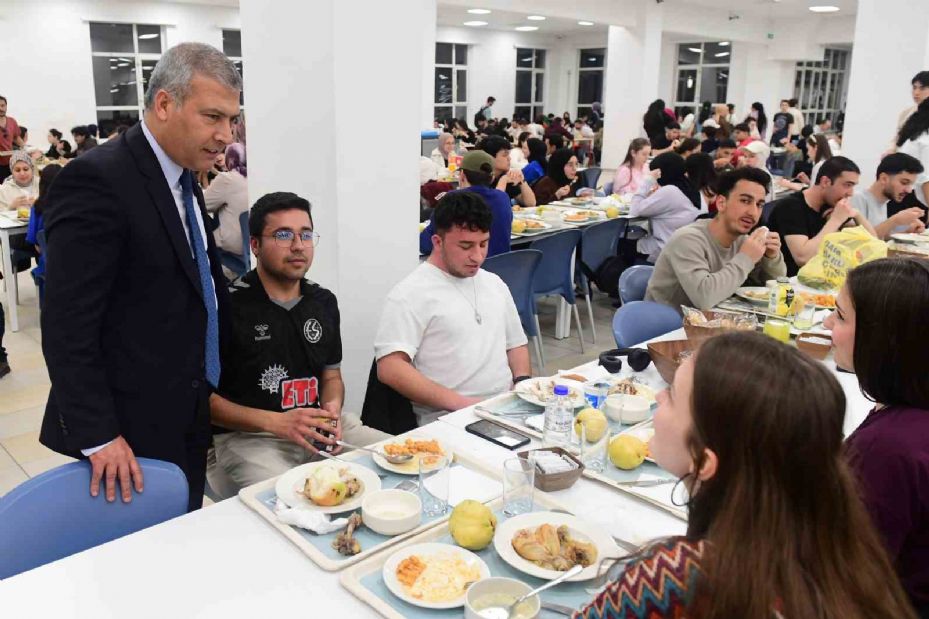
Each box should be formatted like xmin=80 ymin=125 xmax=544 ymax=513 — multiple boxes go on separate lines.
xmin=671 ymin=0 xmax=856 ymax=19
xmin=436 ymin=5 xmax=609 ymax=35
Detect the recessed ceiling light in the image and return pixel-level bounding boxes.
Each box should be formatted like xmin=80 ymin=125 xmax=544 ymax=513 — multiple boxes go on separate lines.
xmin=719 ymin=41 xmax=730 ymax=46
xmin=527 ymin=15 xmax=546 ymax=21
xmin=688 ymin=47 xmax=703 ymax=53
xmin=117 ymin=62 xmax=130 ymax=67
xmin=138 ymin=33 xmax=159 ymax=39
xmin=577 ymin=21 xmax=594 ymax=26
xmin=467 ymin=8 xmax=491 ymax=14
xmin=110 ymin=88 xmax=119 ymax=93
xmin=715 ymin=52 xmax=729 ymax=57
xmin=515 ymin=26 xmax=539 ymax=31
xmin=808 ymin=5 xmax=839 ymax=11
xmin=463 ymin=20 xmax=487 ymax=26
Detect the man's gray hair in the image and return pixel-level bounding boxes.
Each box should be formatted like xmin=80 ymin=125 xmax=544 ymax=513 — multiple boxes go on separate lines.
xmin=144 ymin=42 xmax=242 ymax=109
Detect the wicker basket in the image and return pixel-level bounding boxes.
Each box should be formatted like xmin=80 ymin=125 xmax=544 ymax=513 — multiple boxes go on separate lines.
xmin=683 ymin=310 xmax=754 ymax=345
xmin=517 ymin=447 xmax=585 ymax=492
xmin=646 ymin=339 xmax=694 ymax=384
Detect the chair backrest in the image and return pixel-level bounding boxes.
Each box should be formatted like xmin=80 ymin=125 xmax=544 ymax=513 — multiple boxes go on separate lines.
xmin=529 ymin=229 xmax=582 ymax=303
xmin=481 ymin=249 xmax=542 ymax=336
xmin=0 ymin=458 xmax=188 ymax=579
xmin=618 ymin=265 xmax=654 ymax=304
xmin=760 ymin=200 xmax=777 ymax=226
xmin=579 ymin=218 xmax=627 ymax=274
xmin=603 ymin=181 xmax=614 ymax=196
xmin=239 ymin=210 xmax=251 ymax=269
xmin=612 ymin=301 xmax=683 ymax=348
xmin=579 ymin=167 xmax=602 ymax=189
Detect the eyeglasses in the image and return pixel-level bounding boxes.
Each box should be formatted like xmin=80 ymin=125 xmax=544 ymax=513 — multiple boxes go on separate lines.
xmin=264 ymin=229 xmax=319 ymax=247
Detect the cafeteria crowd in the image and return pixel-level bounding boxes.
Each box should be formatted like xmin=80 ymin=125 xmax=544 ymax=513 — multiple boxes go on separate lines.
xmin=1 ymin=41 xmax=927 ymax=619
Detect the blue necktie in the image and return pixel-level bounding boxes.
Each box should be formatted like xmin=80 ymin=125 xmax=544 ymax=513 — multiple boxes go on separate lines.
xmin=180 ymin=170 xmax=220 ymax=388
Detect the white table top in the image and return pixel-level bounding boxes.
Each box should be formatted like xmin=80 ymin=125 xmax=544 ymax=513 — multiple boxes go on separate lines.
xmin=0 ymin=329 xmax=873 ymax=618
xmin=0 ymin=212 xmax=27 ymax=230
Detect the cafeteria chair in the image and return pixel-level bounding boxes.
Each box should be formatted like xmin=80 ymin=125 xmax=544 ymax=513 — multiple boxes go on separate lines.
xmin=578 ymin=167 xmax=602 ymax=190
xmin=618 ymin=265 xmax=654 ymax=305
xmin=603 ymin=181 xmax=613 ymax=196
xmin=0 ymin=458 xmax=189 ymax=580
xmin=481 ymin=249 xmax=545 ymax=372
xmin=611 ymin=301 xmax=683 ymax=348
xmin=760 ymin=200 xmax=778 ymax=226
xmin=529 ymin=230 xmax=585 ymax=359
xmin=217 ymin=211 xmax=250 ymax=279
xmin=576 ymin=218 xmax=628 ymax=344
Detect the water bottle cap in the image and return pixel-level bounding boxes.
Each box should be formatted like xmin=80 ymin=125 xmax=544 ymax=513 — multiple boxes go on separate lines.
xmin=553 ymin=385 xmax=569 ymax=396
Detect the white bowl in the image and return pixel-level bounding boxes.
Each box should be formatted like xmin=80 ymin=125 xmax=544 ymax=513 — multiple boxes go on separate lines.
xmin=465 ymin=577 xmax=541 ymax=619
xmin=361 ymin=489 xmax=421 ymax=536
xmin=603 ymin=394 xmax=651 ymax=424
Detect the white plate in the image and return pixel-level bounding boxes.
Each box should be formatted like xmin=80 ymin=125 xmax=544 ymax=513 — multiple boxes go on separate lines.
xmin=890 ymin=232 xmax=929 ymax=244
xmin=561 ymin=209 xmax=601 ymax=224
xmin=619 ymin=418 xmax=657 ymax=464
xmin=493 ymin=512 xmax=620 ymax=582
xmin=603 ymin=378 xmax=657 ymax=404
xmin=275 ymin=460 xmax=382 ymax=514
xmin=512 ymin=221 xmax=552 ymax=237
xmin=735 ymin=286 xmax=769 ymax=306
xmin=371 ymin=439 xmax=451 ymax=476
xmin=383 ymin=542 xmax=490 ymax=609
xmin=514 ymin=377 xmax=587 ymax=409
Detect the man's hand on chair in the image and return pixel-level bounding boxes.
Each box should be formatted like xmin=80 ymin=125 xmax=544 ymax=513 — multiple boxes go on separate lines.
xmin=89 ymin=436 xmax=144 ymax=503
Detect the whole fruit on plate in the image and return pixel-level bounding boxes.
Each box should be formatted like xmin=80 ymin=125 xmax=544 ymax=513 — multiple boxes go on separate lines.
xmin=512 ymin=220 xmax=527 ymax=234
xmin=449 ymin=499 xmax=497 ymax=550
xmin=605 ymin=206 xmax=620 ymax=219
xmin=574 ymin=407 xmax=608 ymax=443
xmin=609 ymin=435 xmax=647 ymax=470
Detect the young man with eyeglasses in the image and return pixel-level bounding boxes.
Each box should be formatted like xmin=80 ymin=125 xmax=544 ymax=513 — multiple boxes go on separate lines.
xmin=0 ymin=96 xmax=24 ymax=183
xmin=207 ymin=192 xmax=389 ymax=497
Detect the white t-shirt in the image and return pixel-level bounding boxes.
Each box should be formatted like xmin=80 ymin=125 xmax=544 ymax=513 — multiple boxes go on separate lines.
xmin=374 ymin=262 xmax=528 ymax=425
xmin=849 ymin=189 xmax=890 ymax=231
xmin=898 ymin=132 xmax=929 ymax=206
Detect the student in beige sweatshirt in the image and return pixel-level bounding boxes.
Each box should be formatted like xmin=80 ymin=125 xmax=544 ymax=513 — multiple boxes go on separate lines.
xmin=645 ymin=167 xmax=786 ymax=312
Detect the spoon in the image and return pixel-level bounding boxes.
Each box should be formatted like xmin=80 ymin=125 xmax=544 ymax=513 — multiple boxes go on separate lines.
xmin=335 ymin=440 xmax=413 ymax=465
xmin=480 ymin=564 xmax=584 ymax=619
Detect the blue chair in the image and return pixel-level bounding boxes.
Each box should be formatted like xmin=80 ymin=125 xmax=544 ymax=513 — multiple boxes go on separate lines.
xmin=618 ymin=265 xmax=654 ymax=304
xmin=612 ymin=301 xmax=683 ymax=348
xmin=0 ymin=458 xmax=189 ymax=579
xmin=482 ymin=249 xmax=545 ymax=372
xmin=218 ymin=210 xmax=250 ymax=279
xmin=578 ymin=167 xmax=601 ymax=190
xmin=603 ymin=181 xmax=614 ymax=196
xmin=529 ymin=230 xmax=585 ymax=359
xmin=576 ymin=218 xmax=628 ymax=344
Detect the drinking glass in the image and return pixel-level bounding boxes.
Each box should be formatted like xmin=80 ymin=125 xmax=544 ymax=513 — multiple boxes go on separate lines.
xmin=419 ymin=454 xmax=450 ymax=517
xmin=579 ymin=424 xmax=609 ymax=473
xmin=763 ymin=316 xmax=791 ymax=343
xmin=502 ymin=458 xmax=535 ymax=517
xmin=793 ymin=296 xmax=816 ymax=331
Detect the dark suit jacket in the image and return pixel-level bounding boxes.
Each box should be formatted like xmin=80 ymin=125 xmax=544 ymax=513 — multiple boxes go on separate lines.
xmin=40 ymin=123 xmax=229 ymax=461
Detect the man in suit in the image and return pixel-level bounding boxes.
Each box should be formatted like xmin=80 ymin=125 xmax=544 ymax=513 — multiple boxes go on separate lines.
xmin=40 ymin=43 xmax=242 ymax=511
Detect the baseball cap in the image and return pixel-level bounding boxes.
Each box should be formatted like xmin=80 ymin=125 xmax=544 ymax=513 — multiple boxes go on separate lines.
xmin=742 ymin=140 xmax=770 ymax=157
xmin=702 ymin=119 xmax=720 ymax=129
xmin=460 ymin=150 xmax=495 ymax=174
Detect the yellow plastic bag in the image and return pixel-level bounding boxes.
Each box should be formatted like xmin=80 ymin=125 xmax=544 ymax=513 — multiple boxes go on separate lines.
xmin=797 ymin=226 xmax=887 ymax=290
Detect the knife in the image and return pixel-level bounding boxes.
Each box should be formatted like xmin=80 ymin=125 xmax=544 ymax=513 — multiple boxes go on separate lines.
xmin=541 ymin=601 xmax=576 ymax=616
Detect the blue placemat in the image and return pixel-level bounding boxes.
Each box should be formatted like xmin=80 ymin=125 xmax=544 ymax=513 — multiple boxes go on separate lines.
xmin=357 ymin=507 xmax=598 ymax=618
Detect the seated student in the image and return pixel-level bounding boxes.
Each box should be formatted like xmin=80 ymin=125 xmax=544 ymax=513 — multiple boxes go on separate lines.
xmin=204 ymin=143 xmax=250 ymax=270
xmin=521 ymin=138 xmax=547 ymax=185
xmin=509 ymin=131 xmax=530 ymax=169
xmin=376 ymin=193 xmax=530 ymax=426
xmin=209 ymin=192 xmax=390 ymax=495
xmin=67 ymin=125 xmax=97 ymax=158
xmin=45 ymin=129 xmax=71 ymax=159
xmin=614 ymin=138 xmax=651 ymax=196
xmin=572 ymin=332 xmax=917 ymax=619
xmin=650 ymin=121 xmax=681 ymax=155
xmin=850 ymin=153 xmax=926 ymax=239
xmin=0 ymin=151 xmax=39 ymax=210
xmin=544 ymin=133 xmax=564 ymax=158
xmin=645 ymin=168 xmax=785 ymax=311
xmin=480 ymin=135 xmax=536 ymax=207
xmin=628 ymin=152 xmax=701 ymax=263
xmin=768 ymin=156 xmax=876 ymax=276
xmin=673 ymin=137 xmax=700 ymax=159
xmin=825 ymin=258 xmax=929 ymax=616
xmin=699 ymin=121 xmax=720 ymax=154
xmin=738 ymin=140 xmax=777 ymax=203
xmin=431 ymin=132 xmax=455 ymax=169
xmin=684 ymin=152 xmax=718 ymax=214
xmin=712 ymin=138 xmax=737 ymax=172
xmin=532 ymin=148 xmax=581 ymax=205
xmin=544 ymin=116 xmax=573 ymax=142
xmin=419 ymin=150 xmax=512 ymax=257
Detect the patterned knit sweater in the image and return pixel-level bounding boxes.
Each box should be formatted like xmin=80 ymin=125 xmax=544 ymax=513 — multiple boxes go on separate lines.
xmin=572 ymin=538 xmax=705 ymax=619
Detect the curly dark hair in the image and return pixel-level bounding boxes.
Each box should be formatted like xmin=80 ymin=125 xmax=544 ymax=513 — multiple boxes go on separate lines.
xmin=433 ymin=191 xmax=492 ymax=235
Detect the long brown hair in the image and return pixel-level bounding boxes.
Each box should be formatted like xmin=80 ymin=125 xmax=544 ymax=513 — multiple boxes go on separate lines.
xmin=618 ymin=138 xmax=650 ymax=191
xmin=807 ymin=133 xmax=833 ymax=163
xmin=684 ymin=332 xmax=916 ymax=619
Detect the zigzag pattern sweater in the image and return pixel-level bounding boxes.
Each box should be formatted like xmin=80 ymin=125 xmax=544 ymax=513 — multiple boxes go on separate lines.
xmin=573 ymin=538 xmax=705 ymax=619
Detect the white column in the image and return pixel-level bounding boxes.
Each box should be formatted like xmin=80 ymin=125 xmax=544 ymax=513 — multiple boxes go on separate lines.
xmin=420 ymin=0 xmax=438 ymax=130
xmin=842 ymin=0 xmax=929 ymax=179
xmin=600 ymin=2 xmax=664 ymax=171
xmin=240 ymin=0 xmax=427 ymax=411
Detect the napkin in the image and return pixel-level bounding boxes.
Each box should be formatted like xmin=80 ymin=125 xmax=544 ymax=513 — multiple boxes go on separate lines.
xmin=274 ymin=497 xmax=349 ymax=534
xmin=421 ymin=466 xmax=502 ymax=508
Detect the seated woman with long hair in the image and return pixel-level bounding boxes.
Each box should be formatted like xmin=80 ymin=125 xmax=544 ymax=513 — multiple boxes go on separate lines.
xmin=614 ymin=138 xmax=651 ymax=196
xmin=573 ymin=332 xmax=917 ymax=619
xmin=825 ymin=258 xmax=929 ymax=616
xmin=628 ymin=152 xmax=700 ymax=262
xmin=521 ymin=137 xmax=547 ymax=186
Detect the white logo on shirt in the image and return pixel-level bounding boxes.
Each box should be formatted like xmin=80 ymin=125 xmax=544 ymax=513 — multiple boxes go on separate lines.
xmin=303 ymin=319 xmax=322 ymax=343
xmin=259 ymin=364 xmax=288 ymax=394
xmin=254 ymin=324 xmax=271 ymax=341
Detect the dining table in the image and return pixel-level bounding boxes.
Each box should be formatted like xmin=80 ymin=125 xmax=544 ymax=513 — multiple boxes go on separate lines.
xmin=0 ymin=325 xmax=872 ymax=619
xmin=0 ymin=211 xmax=28 ymax=332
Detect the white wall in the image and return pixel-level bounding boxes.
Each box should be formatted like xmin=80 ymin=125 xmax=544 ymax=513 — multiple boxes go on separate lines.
xmin=0 ymin=0 xmax=239 ymax=143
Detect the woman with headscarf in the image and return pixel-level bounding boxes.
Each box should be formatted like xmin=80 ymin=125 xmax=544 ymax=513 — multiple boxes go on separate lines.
xmin=0 ymin=151 xmax=39 ymax=211
xmin=204 ymin=143 xmax=250 ymax=272
xmin=521 ymin=137 xmax=547 ymax=186
xmin=628 ymin=152 xmax=701 ymax=262
xmin=532 ymin=148 xmax=580 ymax=205
xmin=431 ymin=132 xmax=455 ymax=169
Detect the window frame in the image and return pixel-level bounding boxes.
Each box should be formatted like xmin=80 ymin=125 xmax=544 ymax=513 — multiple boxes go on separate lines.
xmin=90 ymin=22 xmax=165 ymax=120
xmin=514 ymin=47 xmax=546 ymax=121
xmin=575 ymin=48 xmax=606 ymax=120
xmin=672 ymin=41 xmax=731 ymax=121
xmin=434 ymin=42 xmax=468 ymax=123
xmin=793 ymin=48 xmax=849 ymax=126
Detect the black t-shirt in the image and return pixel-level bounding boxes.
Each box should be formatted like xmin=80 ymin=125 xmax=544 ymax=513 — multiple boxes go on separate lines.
xmin=771 ymin=112 xmax=792 ymax=144
xmin=217 ymin=270 xmax=342 ymax=422
xmin=651 ymin=134 xmax=672 ymax=150
xmin=700 ymin=138 xmax=719 ymax=154
xmin=767 ymin=193 xmax=827 ymax=276
xmin=492 ymin=174 xmax=522 ymax=201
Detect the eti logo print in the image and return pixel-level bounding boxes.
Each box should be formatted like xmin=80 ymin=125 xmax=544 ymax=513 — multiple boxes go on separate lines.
xmin=254 ymin=324 xmax=271 ymax=341
xmin=280 ymin=377 xmax=320 ymax=409
xmin=258 ymin=364 xmax=289 ymax=394
xmin=303 ymin=318 xmax=322 ymax=343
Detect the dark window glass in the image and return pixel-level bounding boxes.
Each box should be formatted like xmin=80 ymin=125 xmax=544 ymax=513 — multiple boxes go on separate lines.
xmin=435 ymin=43 xmax=452 ymax=64
xmin=136 ymin=25 xmax=162 ymax=54
xmin=454 ymin=105 xmax=467 ymax=120
xmin=516 ymin=71 xmax=532 ymax=103
xmin=96 ymin=110 xmax=139 ymax=136
xmin=534 ymin=73 xmax=544 ymax=103
xmin=677 ymin=43 xmax=702 ymax=66
xmin=456 ymin=69 xmax=467 ymax=103
xmin=90 ymin=23 xmax=134 ymax=53
xmin=223 ymin=29 xmax=242 ymax=57
xmin=703 ymin=42 xmax=730 ymax=61
xmin=514 ymin=106 xmax=531 ymax=121
xmin=455 ymin=44 xmax=468 ymax=65
xmin=700 ymin=67 xmax=728 ymax=104
xmin=676 ymin=69 xmax=697 ymax=103
xmin=578 ymin=71 xmax=603 ymax=104
xmin=579 ymin=48 xmax=605 ymax=68
xmin=92 ymin=56 xmax=137 ymax=106
xmin=434 ymin=106 xmax=453 ymax=122
xmin=435 ymin=67 xmax=452 ymax=103
xmin=517 ymin=48 xmax=534 ymax=66
xmin=534 ymin=49 xmax=546 ymax=69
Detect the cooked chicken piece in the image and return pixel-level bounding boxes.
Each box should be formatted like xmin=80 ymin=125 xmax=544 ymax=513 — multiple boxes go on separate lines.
xmin=332 ymin=513 xmax=363 ymax=556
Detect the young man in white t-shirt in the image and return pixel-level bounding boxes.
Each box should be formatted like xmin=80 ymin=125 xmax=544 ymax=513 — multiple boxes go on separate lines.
xmin=374 ymin=192 xmax=531 ymax=426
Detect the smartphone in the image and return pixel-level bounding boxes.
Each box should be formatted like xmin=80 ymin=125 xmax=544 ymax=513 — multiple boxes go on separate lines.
xmin=465 ymin=419 xmax=531 ymax=450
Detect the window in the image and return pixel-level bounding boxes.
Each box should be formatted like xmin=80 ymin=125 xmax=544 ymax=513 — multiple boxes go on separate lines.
xmin=793 ymin=48 xmax=849 ymax=129
xmin=576 ymin=48 xmax=605 ymax=120
xmin=89 ymin=22 xmax=165 ymax=135
xmin=222 ymin=29 xmax=245 ymax=106
xmin=434 ymin=43 xmax=468 ymax=123
xmin=673 ymin=42 xmax=730 ymax=121
xmin=514 ymin=48 xmax=545 ymax=121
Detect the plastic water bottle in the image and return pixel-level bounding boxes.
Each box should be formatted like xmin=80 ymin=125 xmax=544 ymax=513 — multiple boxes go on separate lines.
xmin=543 ymin=385 xmax=574 ymax=449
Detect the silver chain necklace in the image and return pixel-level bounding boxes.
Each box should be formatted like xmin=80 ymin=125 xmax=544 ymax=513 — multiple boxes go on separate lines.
xmin=444 ymin=273 xmax=482 ymax=324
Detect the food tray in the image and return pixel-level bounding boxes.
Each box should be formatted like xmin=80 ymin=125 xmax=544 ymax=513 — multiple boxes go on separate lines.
xmin=238 ymin=447 xmax=501 ymax=571
xmin=340 ymin=494 xmax=598 ymax=619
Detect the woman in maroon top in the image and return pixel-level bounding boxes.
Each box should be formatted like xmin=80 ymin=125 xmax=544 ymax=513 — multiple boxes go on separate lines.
xmin=826 ymin=257 xmax=929 ymax=617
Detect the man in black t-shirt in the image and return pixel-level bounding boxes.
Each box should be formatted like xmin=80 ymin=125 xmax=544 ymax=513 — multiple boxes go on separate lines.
xmin=480 ymin=135 xmax=536 ymax=207
xmin=767 ymin=156 xmax=877 ymax=276
xmin=207 ymin=192 xmax=389 ymax=497
xmin=651 ymin=122 xmax=681 ymax=155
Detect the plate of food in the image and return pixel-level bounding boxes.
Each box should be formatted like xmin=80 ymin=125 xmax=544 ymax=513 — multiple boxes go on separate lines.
xmin=735 ymin=287 xmax=769 ymax=306
xmin=566 ymin=196 xmax=593 ymax=206
xmin=562 ymin=209 xmax=600 ymax=224
xmin=371 ymin=437 xmax=450 ymax=475
xmin=493 ymin=511 xmax=620 ymax=582
xmin=275 ymin=460 xmax=382 ymax=514
xmin=511 ymin=219 xmax=551 ymax=236
xmin=795 ymin=291 xmax=836 ymax=309
xmin=890 ymin=231 xmax=929 ymax=244
xmin=604 ymin=377 xmax=657 ymax=403
xmin=514 ymin=377 xmax=586 ymax=408
xmin=383 ymin=542 xmax=490 ymax=609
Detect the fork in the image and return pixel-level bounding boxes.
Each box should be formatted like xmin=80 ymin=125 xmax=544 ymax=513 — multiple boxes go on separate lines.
xmin=316 ymin=450 xmax=387 ymax=479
